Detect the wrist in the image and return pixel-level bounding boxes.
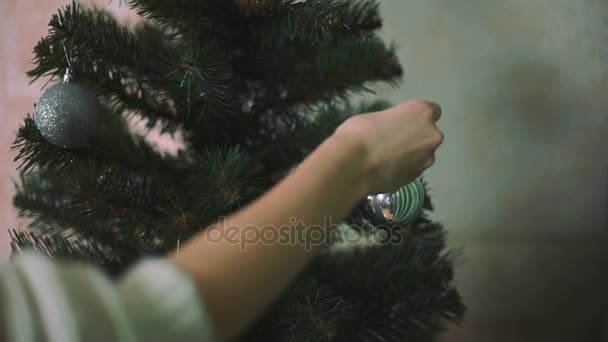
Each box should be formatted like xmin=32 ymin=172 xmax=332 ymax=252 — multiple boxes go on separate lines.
xmin=326 ymin=132 xmax=372 ymax=199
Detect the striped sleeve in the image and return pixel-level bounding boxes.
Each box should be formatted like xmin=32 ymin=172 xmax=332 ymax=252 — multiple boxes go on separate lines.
xmin=0 ymin=251 xmax=215 ymax=342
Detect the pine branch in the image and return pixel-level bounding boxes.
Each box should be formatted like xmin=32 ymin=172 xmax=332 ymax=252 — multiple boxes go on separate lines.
xmin=251 ymin=100 xmax=393 ymax=178
xmin=29 ymin=2 xmax=239 ymax=130
xmin=12 ymin=119 xmax=265 ymax=255
xmin=250 ymin=0 xmax=382 ymax=50
xmin=129 ymin=0 xmax=243 ymax=38
xmin=350 ymin=284 xmax=464 ymax=342
xmin=275 ymin=277 xmax=358 ymax=342
xmin=13 ymin=169 xmax=166 ymax=249
xmin=9 ymin=230 xmax=136 ymax=276
xmin=186 ymin=146 xmax=267 ymax=210
xmin=26 ymin=1 xmax=179 ymax=129
xmin=241 ymin=102 xmax=348 ymax=175
xmin=282 ymin=35 xmax=402 ymax=101
xmin=157 ymin=38 xmax=240 ymax=122
xmin=12 ymin=114 xmax=178 ymax=175
xmin=28 ymin=2 xmax=138 ymax=83
xmin=13 ymin=152 xmax=238 ymax=255
xmin=245 ymin=35 xmax=402 ymax=116
xmin=291 ymin=99 xmax=393 ymax=150
xmin=315 ymin=221 xmax=465 ymax=340
xmin=12 ymin=173 xmax=76 ymax=234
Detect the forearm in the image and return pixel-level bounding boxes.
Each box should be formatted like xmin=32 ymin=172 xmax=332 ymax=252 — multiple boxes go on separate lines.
xmin=171 ymin=134 xmax=369 ymax=340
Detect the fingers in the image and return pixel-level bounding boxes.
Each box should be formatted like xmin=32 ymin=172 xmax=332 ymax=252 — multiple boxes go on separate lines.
xmin=424 ymin=155 xmax=436 ymax=169
xmin=415 ymin=100 xmax=444 ymax=147
xmin=427 ymin=126 xmax=444 ymax=171
xmin=411 ymin=99 xmax=445 ymax=148
xmin=427 ymin=101 xmax=442 ymax=122
xmin=402 ymin=100 xmax=442 ymax=122
xmin=431 ymin=128 xmax=445 ymax=148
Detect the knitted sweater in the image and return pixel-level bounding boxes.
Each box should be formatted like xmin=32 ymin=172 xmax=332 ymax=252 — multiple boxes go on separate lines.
xmin=0 ymin=251 xmax=215 ymax=342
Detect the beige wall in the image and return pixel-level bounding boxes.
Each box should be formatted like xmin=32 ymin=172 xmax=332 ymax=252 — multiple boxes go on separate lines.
xmin=1 ymin=0 xmax=607 ymax=340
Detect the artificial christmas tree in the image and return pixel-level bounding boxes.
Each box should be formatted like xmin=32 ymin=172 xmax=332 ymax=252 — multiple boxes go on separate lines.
xmin=9 ymin=0 xmax=465 ymax=340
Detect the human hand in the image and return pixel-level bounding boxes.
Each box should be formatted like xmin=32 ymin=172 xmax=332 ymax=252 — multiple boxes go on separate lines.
xmin=333 ymin=100 xmax=444 ymax=194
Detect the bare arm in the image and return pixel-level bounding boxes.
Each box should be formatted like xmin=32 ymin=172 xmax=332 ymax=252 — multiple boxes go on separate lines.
xmin=171 ymin=99 xmax=444 ymax=340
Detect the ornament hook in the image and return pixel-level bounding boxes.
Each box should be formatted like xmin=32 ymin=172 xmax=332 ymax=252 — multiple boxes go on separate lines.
xmin=61 ymin=39 xmax=74 ymax=82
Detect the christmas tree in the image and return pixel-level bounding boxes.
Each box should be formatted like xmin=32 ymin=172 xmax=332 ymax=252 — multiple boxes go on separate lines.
xmin=9 ymin=0 xmax=465 ymax=340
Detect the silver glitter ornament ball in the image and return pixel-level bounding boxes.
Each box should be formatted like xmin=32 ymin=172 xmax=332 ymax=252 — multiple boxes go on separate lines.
xmin=35 ymin=81 xmax=104 ymax=149
xmin=361 ymin=178 xmax=426 ymax=225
